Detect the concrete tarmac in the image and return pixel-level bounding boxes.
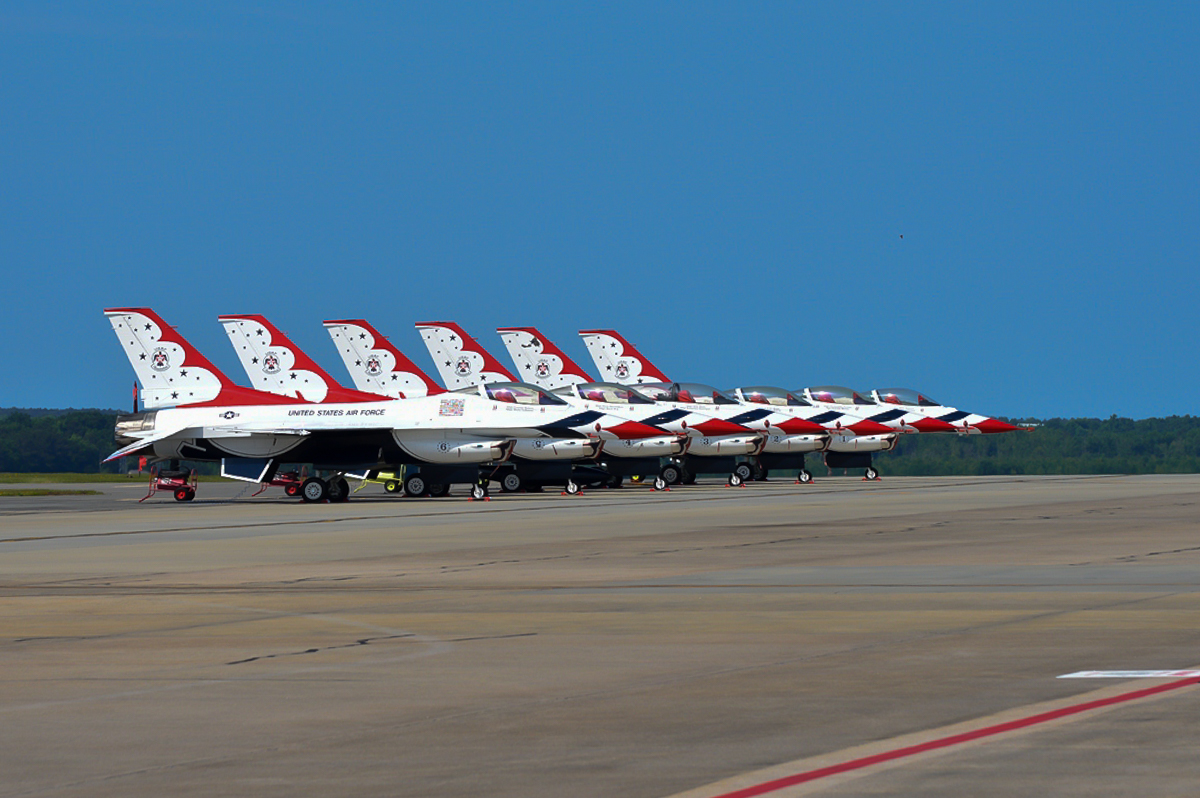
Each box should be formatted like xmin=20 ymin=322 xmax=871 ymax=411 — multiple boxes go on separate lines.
xmin=1 ymin=474 xmax=1199 ymax=797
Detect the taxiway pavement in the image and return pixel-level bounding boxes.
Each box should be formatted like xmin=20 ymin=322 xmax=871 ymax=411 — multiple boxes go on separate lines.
xmin=1 ymin=474 xmax=1198 ymax=797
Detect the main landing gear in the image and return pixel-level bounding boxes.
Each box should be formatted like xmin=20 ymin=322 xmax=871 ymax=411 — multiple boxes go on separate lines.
xmin=299 ymin=475 xmax=351 ymax=503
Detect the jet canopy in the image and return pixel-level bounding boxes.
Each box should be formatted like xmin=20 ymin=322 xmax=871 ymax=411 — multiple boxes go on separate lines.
xmin=804 ymin=386 xmax=876 ymax=406
xmin=738 ymin=386 xmax=811 ymax=407
xmin=568 ymin=382 xmax=657 ymax=405
xmin=457 ymin=382 xmax=569 ymax=406
xmin=638 ymin=382 xmax=740 ymax=405
xmin=874 ymin=388 xmax=941 ymax=407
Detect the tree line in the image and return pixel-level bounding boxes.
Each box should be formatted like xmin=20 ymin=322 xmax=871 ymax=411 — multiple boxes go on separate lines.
xmin=1 ymin=409 xmax=1199 ymax=476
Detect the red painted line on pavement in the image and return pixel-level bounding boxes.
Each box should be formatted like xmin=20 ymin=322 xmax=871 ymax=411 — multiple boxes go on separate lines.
xmin=710 ymin=677 xmax=1200 ymax=798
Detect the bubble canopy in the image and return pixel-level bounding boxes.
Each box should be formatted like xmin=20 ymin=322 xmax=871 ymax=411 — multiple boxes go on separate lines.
xmin=874 ymin=388 xmax=941 ymax=407
xmin=804 ymin=386 xmax=875 ymax=406
xmin=564 ymin=382 xmax=657 ymax=405
xmin=638 ymin=382 xmax=740 ymax=405
xmin=455 ymin=381 xmax=568 ymax=406
xmin=739 ymin=386 xmax=811 ymax=407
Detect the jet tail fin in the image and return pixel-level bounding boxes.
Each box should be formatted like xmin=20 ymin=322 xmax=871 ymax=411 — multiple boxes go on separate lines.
xmin=218 ymin=314 xmax=389 ymax=403
xmin=578 ymin=329 xmax=671 ymax=385
xmin=414 ymin=321 xmax=515 ymax=389
xmin=324 ymin=319 xmax=443 ymax=397
xmin=496 ymin=327 xmax=594 ymax=390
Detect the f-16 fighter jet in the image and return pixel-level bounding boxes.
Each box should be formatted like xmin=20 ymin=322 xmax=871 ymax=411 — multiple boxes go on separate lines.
xmin=869 ymin=388 xmax=1026 ymax=434
xmin=420 ymin=322 xmax=767 ymax=487
xmin=577 ymin=328 xmax=908 ymax=482
xmin=104 ymin=309 xmax=652 ymax=503
xmin=500 ymin=326 xmax=831 ymax=486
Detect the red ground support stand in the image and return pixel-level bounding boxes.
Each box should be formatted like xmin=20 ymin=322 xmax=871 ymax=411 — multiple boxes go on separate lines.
xmin=250 ymin=470 xmax=305 ymax=498
xmin=140 ymin=466 xmax=198 ymax=502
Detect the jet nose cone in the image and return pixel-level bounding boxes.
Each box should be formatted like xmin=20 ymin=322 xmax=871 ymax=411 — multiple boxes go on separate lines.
xmin=775 ymin=416 xmax=827 ymax=434
xmin=971 ymin=417 xmax=1024 ymax=433
xmin=906 ymin=416 xmax=959 ymax=433
xmin=690 ymin=418 xmax=752 ymax=436
xmin=846 ymin=419 xmax=894 ymax=435
xmin=605 ymin=420 xmax=670 ymax=440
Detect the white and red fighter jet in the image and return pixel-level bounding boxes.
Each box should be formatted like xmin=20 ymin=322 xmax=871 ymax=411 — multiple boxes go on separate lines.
xmin=576 ymin=328 xmax=908 ymax=482
xmin=501 ymin=326 xmax=824 ymax=486
xmin=421 ymin=322 xmax=770 ymax=486
xmin=104 ymin=308 xmax=649 ymax=503
xmin=869 ymin=388 xmax=1027 ymax=434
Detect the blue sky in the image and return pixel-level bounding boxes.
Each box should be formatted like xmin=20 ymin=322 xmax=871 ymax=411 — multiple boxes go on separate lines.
xmin=1 ymin=2 xmax=1196 ymax=418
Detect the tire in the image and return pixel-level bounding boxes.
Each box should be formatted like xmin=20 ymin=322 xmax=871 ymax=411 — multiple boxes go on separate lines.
xmin=865 ymin=466 xmax=879 ymax=481
xmin=427 ymin=483 xmax=450 ymax=497
xmin=174 ymin=487 xmax=191 ymax=502
xmin=471 ymin=482 xmax=488 ymax=500
xmin=329 ymin=477 xmax=350 ymax=503
xmin=403 ymin=474 xmax=427 ymax=497
xmin=607 ymin=474 xmax=623 ymax=489
xmin=301 ymin=477 xmax=328 ymax=503
xmin=752 ymin=463 xmax=768 ymax=481
xmin=733 ymin=462 xmax=753 ymax=482
xmin=564 ymin=479 xmax=580 ymax=495
xmin=681 ymin=469 xmax=696 ymax=485
xmin=384 ymin=480 xmax=400 ymax=493
xmin=798 ymin=469 xmax=813 ymax=484
xmin=660 ymin=463 xmax=683 ymax=485
xmin=729 ymin=473 xmax=743 ymax=487
xmin=630 ymin=475 xmax=644 ymax=483
xmin=500 ymin=472 xmax=522 ymax=493
xmin=653 ymin=476 xmax=668 ymax=491
xmin=284 ymin=483 xmax=300 ymax=497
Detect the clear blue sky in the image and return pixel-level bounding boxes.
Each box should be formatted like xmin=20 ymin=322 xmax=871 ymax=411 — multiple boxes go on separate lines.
xmin=2 ymin=3 xmax=1196 ymax=418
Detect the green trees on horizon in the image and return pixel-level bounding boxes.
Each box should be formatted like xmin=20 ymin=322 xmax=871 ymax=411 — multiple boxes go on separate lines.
xmin=1 ymin=409 xmax=1198 ymax=476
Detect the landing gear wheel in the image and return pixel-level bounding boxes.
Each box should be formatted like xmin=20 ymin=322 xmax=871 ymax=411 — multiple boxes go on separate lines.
xmin=865 ymin=466 xmax=879 ymax=481
xmin=564 ymin=479 xmax=580 ymax=495
xmin=328 ymin=477 xmax=350 ymax=503
xmin=660 ymin=463 xmax=683 ymax=485
xmin=301 ymin=477 xmax=328 ymax=503
xmin=173 ymin=487 xmax=193 ymax=502
xmin=797 ymin=469 xmax=813 ymax=484
xmin=284 ymin=483 xmax=301 ymax=497
xmin=403 ymin=474 xmax=427 ymax=497
xmin=653 ymin=476 xmax=668 ymax=491
xmin=733 ymin=462 xmax=754 ymax=483
xmin=384 ymin=480 xmax=400 ymax=494
xmin=681 ymin=469 xmax=697 ymax=485
xmin=728 ymin=473 xmax=744 ymax=487
xmin=471 ymin=482 xmax=489 ymax=501
xmin=427 ymin=483 xmax=450 ymax=497
xmin=500 ymin=472 xmax=523 ymax=493
xmin=752 ymin=463 xmax=768 ymax=481
xmin=607 ymin=474 xmax=624 ymax=489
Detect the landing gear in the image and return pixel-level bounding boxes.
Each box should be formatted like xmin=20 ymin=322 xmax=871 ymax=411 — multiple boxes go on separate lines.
xmin=563 ymin=479 xmax=581 ymax=496
xmin=607 ymin=474 xmax=624 ymax=489
xmin=752 ymin=463 xmax=768 ymax=481
xmin=427 ymin=483 xmax=451 ymax=497
xmin=681 ymin=468 xmax=697 ymax=485
xmin=732 ymin=462 xmax=753 ymax=483
xmin=653 ymin=476 xmax=668 ymax=491
xmin=301 ymin=477 xmax=328 ymax=503
xmin=797 ymin=468 xmax=813 ymax=484
xmin=403 ymin=474 xmax=428 ymax=497
xmin=864 ymin=466 xmax=880 ymax=481
xmin=500 ymin=472 xmax=523 ymax=493
xmin=728 ymin=473 xmax=743 ymax=487
xmin=471 ymin=481 xmax=489 ymax=501
xmin=328 ymin=477 xmax=350 ymax=503
xmin=660 ymin=463 xmax=683 ymax=485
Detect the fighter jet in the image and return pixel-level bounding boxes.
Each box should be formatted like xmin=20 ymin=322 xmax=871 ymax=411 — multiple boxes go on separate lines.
xmin=420 ymin=322 xmax=766 ymax=487
xmin=869 ymin=388 xmax=1027 ymax=434
xmin=577 ymin=329 xmax=906 ymax=482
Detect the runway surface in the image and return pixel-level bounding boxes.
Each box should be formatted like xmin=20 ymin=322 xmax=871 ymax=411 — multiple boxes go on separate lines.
xmin=2 ymin=474 xmax=1199 ymax=796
